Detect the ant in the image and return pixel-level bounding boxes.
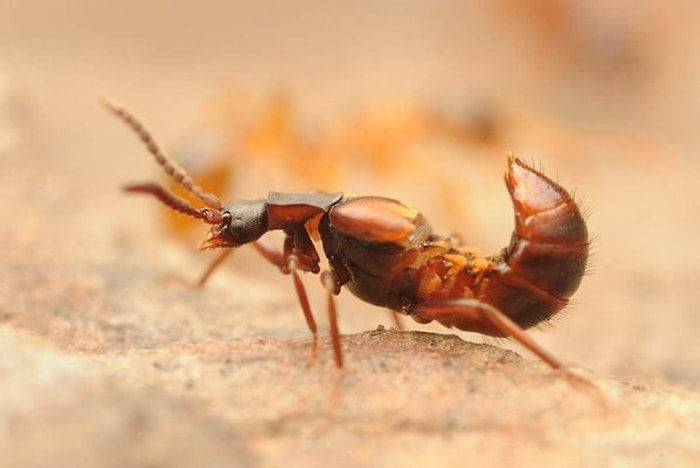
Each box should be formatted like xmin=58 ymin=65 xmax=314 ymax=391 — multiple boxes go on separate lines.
xmin=103 ymin=99 xmax=589 ymax=375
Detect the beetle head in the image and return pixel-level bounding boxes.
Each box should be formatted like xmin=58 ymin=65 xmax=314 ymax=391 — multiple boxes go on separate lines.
xmin=198 ymin=199 xmax=268 ymax=250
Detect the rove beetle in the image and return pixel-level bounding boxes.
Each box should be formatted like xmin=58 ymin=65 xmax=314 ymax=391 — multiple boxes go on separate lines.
xmin=103 ymin=99 xmax=589 ymax=374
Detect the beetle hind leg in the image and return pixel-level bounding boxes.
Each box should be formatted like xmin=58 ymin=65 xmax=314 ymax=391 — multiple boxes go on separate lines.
xmin=411 ymin=299 xmax=564 ymax=369
xmin=411 ymin=299 xmax=605 ymax=401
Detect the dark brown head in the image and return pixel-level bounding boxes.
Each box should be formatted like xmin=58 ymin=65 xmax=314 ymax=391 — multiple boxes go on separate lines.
xmin=198 ymin=200 xmax=268 ymax=250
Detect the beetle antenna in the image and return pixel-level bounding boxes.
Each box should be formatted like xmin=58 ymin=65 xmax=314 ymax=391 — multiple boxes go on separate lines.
xmin=124 ymin=183 xmax=223 ymax=224
xmin=101 ymin=98 xmax=224 ymax=212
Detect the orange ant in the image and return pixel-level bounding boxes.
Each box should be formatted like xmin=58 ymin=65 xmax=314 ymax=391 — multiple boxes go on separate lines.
xmin=103 ymin=99 xmax=589 ymax=374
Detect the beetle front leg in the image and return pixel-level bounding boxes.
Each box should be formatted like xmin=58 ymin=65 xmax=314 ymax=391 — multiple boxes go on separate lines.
xmin=193 ymin=240 xmax=319 ymax=349
xmin=252 ymin=240 xmax=319 ymax=352
xmin=196 ymin=249 xmax=234 ymax=288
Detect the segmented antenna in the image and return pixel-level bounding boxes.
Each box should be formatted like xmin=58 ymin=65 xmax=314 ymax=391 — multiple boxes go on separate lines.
xmin=101 ymin=98 xmax=224 ymax=211
xmin=124 ymin=183 xmax=223 ymax=224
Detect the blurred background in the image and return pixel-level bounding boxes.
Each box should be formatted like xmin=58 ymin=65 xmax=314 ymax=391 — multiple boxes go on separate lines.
xmin=1 ymin=1 xmax=698 ymax=389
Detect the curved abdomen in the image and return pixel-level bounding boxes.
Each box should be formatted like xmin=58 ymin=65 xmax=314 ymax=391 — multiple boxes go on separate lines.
xmin=481 ymin=156 xmax=589 ymax=329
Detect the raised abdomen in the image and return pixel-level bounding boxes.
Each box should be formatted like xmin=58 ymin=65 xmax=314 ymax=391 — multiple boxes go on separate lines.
xmin=481 ymin=156 xmax=589 ymax=330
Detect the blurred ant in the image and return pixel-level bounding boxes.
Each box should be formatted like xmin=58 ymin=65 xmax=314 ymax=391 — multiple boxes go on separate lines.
xmin=103 ymin=99 xmax=589 ymax=377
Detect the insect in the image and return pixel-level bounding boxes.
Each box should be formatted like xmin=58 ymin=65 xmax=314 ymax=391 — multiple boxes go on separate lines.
xmin=103 ymin=99 xmax=589 ymax=373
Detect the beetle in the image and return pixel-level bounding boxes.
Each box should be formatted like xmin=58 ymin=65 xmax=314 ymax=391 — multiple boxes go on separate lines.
xmin=103 ymin=99 xmax=589 ymax=373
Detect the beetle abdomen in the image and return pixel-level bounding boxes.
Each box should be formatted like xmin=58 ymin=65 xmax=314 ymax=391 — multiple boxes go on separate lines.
xmin=484 ymin=156 xmax=589 ymax=329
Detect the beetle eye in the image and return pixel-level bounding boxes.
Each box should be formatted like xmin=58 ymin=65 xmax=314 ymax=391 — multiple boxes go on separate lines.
xmin=219 ymin=200 xmax=267 ymax=245
xmin=220 ymin=212 xmax=232 ymax=227
xmin=228 ymin=217 xmax=244 ymax=234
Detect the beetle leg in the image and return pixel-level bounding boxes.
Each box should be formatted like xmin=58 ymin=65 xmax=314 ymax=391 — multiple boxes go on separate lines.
xmin=194 ymin=235 xmax=290 ymax=288
xmin=251 ymin=238 xmax=285 ymax=268
xmin=388 ymin=310 xmax=405 ymax=331
xmin=412 ymin=299 xmax=605 ymax=400
xmin=252 ymin=238 xmax=320 ymax=366
xmin=321 ymin=271 xmax=343 ymax=368
xmin=196 ymin=249 xmax=235 ymax=288
xmin=252 ymin=240 xmax=319 ymax=348
xmin=283 ymin=228 xmax=321 ymax=274
xmin=411 ymin=298 xmax=564 ymax=369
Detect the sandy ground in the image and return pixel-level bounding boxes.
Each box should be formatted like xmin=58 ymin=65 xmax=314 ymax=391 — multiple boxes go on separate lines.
xmin=1 ymin=2 xmax=700 ymax=466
